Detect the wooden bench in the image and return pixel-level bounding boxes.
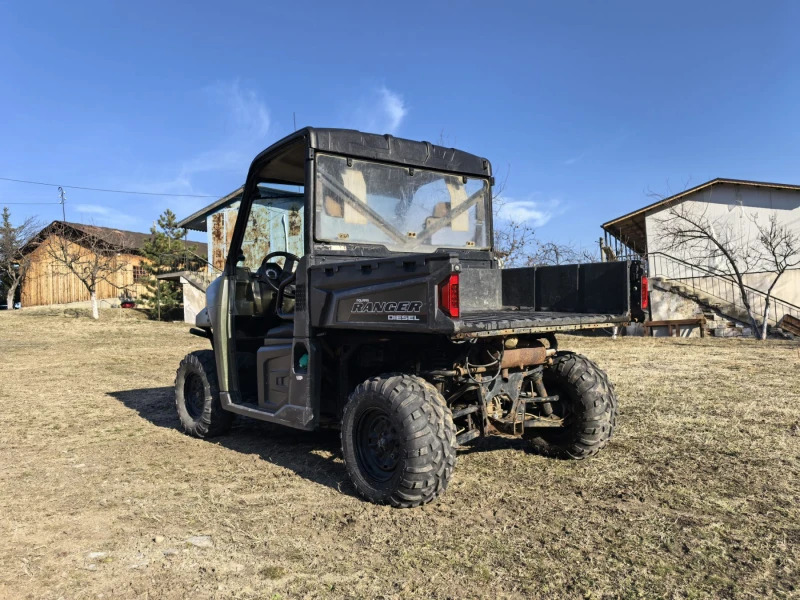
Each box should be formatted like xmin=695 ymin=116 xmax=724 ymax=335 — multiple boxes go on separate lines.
xmin=778 ymin=314 xmax=800 ymax=336
xmin=644 ymin=317 xmax=706 ymax=338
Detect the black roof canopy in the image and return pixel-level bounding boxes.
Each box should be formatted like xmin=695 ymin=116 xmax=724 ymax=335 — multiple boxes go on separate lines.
xmin=180 ymin=129 xmax=490 ymax=233
xmin=250 ymin=127 xmax=493 ymax=180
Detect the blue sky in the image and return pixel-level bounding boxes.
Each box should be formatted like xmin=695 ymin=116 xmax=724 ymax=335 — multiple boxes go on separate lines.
xmin=1 ymin=1 xmax=798 ymax=250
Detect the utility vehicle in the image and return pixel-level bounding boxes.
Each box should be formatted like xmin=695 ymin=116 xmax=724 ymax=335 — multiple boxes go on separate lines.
xmin=175 ymin=128 xmax=647 ymax=508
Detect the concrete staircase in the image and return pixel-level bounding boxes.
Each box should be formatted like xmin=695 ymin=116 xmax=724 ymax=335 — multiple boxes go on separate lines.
xmin=181 ymin=270 xmax=217 ymax=292
xmin=645 ymin=252 xmax=800 ymax=338
xmin=650 ymin=276 xmax=753 ymax=336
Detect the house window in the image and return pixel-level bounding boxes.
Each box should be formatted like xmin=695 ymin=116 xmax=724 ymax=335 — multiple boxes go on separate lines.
xmin=133 ymin=265 xmax=147 ymax=282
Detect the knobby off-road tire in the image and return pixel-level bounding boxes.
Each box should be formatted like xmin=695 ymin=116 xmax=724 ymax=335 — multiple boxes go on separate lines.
xmin=524 ymin=351 xmax=617 ymax=459
xmin=341 ymin=374 xmax=457 ymax=508
xmin=174 ymin=350 xmax=233 ymax=438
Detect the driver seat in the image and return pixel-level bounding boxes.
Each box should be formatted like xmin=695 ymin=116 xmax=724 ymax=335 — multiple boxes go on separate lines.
xmin=265 ymin=322 xmax=294 ymax=339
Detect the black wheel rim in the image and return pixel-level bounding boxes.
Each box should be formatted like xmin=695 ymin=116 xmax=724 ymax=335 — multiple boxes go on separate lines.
xmin=354 ymin=407 xmax=400 ymax=482
xmin=184 ymin=373 xmax=206 ymax=420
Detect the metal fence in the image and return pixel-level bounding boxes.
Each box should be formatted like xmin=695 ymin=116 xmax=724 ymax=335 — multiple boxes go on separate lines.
xmin=648 ymin=252 xmax=800 ymax=327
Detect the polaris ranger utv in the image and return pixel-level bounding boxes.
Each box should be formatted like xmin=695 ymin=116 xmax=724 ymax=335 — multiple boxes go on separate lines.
xmin=175 ymin=128 xmax=647 ymax=508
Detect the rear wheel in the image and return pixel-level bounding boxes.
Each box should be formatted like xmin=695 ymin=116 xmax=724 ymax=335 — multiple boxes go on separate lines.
xmin=174 ymin=350 xmax=233 ymax=438
xmin=524 ymin=352 xmax=617 ymax=459
xmin=341 ymin=374 xmax=457 ymax=508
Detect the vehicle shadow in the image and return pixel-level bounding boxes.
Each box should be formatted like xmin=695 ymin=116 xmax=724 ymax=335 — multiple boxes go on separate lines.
xmin=458 ymin=434 xmax=529 ymax=455
xmin=107 ymin=386 xmax=357 ymax=498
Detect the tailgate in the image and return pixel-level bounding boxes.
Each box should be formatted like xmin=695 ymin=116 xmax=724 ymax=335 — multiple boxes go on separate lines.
xmin=454 ymin=261 xmax=634 ymax=337
xmin=454 ymin=309 xmax=630 ymax=337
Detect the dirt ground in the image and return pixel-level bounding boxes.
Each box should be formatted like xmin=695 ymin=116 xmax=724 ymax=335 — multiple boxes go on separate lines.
xmin=0 ymin=310 xmax=798 ymax=599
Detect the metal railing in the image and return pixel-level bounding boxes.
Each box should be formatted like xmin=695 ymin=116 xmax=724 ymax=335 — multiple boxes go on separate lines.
xmin=174 ymin=250 xmax=223 ymax=291
xmin=647 ymin=252 xmax=800 ymax=327
xmin=117 ymin=250 xmax=221 ymax=303
xmin=600 ymin=233 xmax=643 ymax=263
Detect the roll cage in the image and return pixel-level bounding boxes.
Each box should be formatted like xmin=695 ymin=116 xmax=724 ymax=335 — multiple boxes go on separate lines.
xmin=225 ymin=127 xmax=496 ymax=273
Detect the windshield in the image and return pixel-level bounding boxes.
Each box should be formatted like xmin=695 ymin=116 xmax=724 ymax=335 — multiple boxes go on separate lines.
xmin=315 ymin=153 xmax=490 ymax=252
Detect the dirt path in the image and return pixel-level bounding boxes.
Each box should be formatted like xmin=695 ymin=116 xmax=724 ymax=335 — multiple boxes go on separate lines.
xmin=1 ymin=311 xmax=798 ymax=599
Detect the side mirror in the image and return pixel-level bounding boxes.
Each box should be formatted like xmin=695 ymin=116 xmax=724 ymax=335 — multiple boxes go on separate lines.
xmin=236 ymin=252 xmax=246 ymax=264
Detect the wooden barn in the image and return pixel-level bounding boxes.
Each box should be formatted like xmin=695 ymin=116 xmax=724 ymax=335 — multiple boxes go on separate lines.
xmin=19 ymin=221 xmax=151 ymax=308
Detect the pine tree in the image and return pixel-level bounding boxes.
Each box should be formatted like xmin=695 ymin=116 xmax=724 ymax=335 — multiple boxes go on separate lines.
xmin=139 ymin=209 xmax=195 ymax=320
xmin=1 ymin=207 xmax=39 ymax=309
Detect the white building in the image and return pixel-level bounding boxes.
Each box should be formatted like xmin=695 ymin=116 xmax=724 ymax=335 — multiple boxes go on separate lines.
xmin=602 ymin=178 xmax=800 ymax=336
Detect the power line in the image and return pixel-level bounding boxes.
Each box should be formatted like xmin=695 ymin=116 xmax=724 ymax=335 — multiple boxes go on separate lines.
xmin=0 ymin=176 xmax=219 ymax=198
xmin=1 ymin=202 xmax=61 ymax=205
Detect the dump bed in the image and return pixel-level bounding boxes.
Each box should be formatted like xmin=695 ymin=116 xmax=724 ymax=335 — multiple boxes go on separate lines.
xmin=307 ymin=253 xmax=642 ymax=337
xmin=454 ymin=260 xmax=636 ymax=337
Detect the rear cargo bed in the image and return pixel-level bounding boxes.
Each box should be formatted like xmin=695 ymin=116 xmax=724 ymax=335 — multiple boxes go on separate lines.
xmin=309 ymin=253 xmax=640 ymax=336
xmin=453 ymin=261 xmax=635 ymax=337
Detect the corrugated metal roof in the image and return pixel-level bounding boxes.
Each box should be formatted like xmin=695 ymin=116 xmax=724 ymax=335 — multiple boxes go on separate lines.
xmin=177 ymin=185 xmax=303 ymax=232
xmin=23 ymin=221 xmax=208 ymax=256
xmin=603 ymin=178 xmax=800 ymax=229
xmin=177 ymin=187 xmax=244 ymax=232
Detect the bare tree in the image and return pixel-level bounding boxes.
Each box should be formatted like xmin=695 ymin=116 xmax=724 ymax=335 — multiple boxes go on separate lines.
xmin=0 ymin=207 xmax=40 ymax=309
xmin=751 ymin=213 xmax=800 ymax=339
xmin=657 ymin=201 xmax=799 ymax=339
xmin=435 ymin=130 xmax=595 ymax=268
xmin=493 ymin=206 xmax=539 ymax=267
xmin=492 ymin=166 xmax=597 ymax=267
xmin=526 ymin=240 xmax=599 ymax=266
xmin=44 ymin=222 xmax=132 ymax=319
xmin=491 ymin=165 xmax=540 ymax=267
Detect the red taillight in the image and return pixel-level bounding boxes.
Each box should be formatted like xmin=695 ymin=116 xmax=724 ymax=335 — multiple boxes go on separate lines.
xmin=439 ymin=273 xmax=460 ymax=319
xmin=641 ymin=276 xmax=649 ymax=310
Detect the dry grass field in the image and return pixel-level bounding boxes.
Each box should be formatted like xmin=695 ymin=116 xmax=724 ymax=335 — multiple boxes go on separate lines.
xmin=1 ymin=309 xmax=798 ymax=599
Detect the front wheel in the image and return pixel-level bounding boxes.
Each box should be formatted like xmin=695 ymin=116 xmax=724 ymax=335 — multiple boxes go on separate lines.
xmin=524 ymin=352 xmax=617 ymax=459
xmin=174 ymin=350 xmax=233 ymax=438
xmin=341 ymin=374 xmax=457 ymax=508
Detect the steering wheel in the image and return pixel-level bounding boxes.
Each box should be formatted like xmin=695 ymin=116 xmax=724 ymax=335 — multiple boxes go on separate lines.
xmin=256 ymin=251 xmax=300 ymax=298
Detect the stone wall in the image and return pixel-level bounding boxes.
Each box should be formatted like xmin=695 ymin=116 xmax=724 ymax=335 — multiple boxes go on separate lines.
xmin=648 ymin=287 xmax=705 ymax=337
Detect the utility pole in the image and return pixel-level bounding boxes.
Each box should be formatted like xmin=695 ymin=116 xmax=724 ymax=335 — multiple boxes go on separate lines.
xmin=156 ymin=275 xmax=161 ymax=321
xmin=58 ymin=187 xmax=66 ymax=221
